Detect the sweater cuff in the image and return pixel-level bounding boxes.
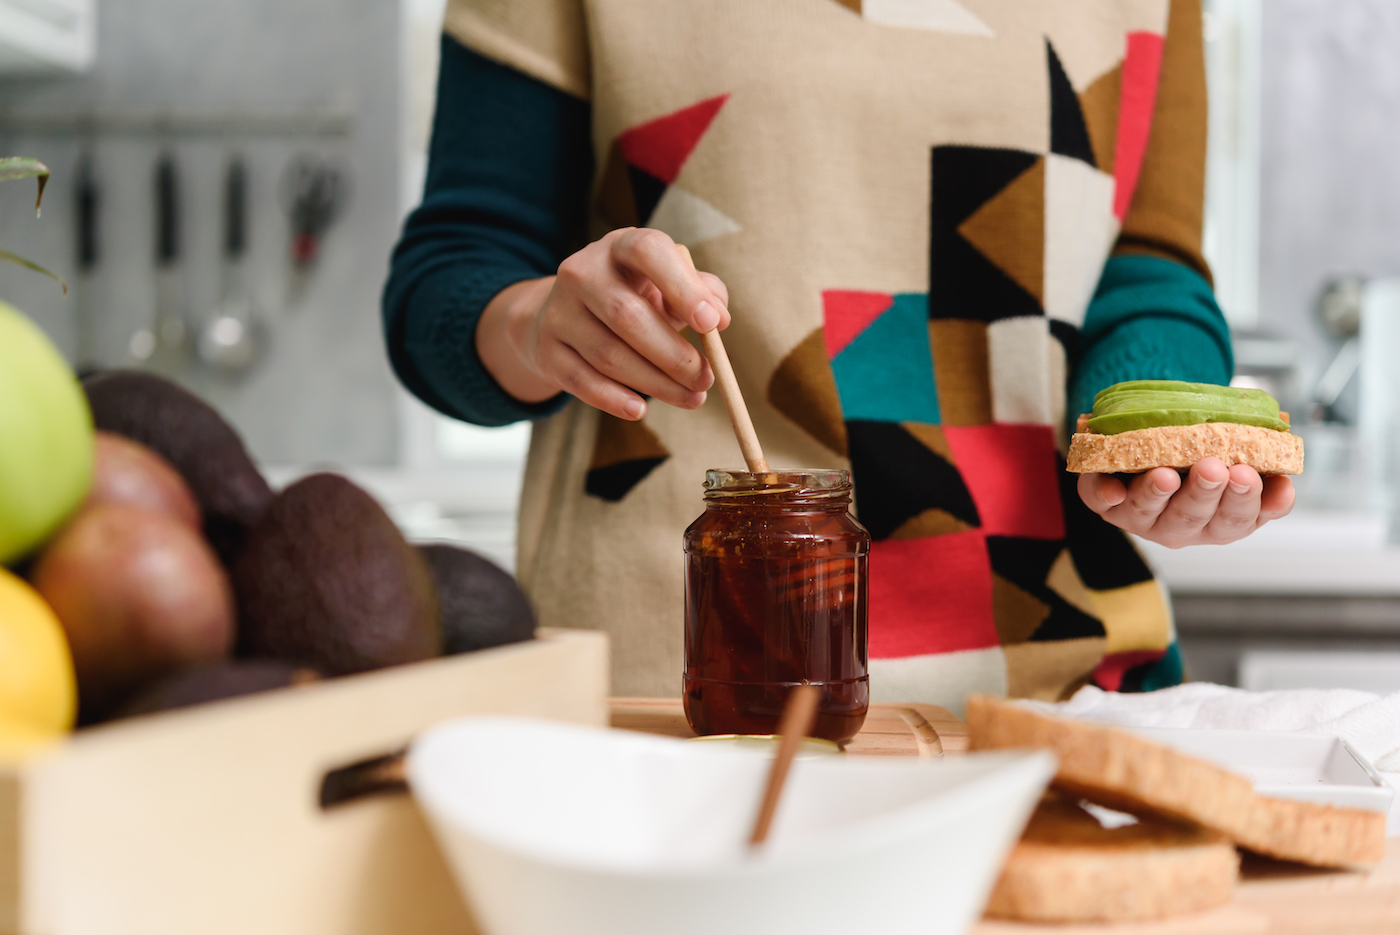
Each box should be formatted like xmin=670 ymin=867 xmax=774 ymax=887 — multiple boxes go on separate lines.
xmin=398 ymin=265 xmax=568 ymax=427
xmin=1070 ymin=255 xmax=1233 ymax=421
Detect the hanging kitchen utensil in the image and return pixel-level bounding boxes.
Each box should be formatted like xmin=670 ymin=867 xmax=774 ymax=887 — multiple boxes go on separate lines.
xmin=1314 ymin=275 xmax=1365 ymax=421
xmin=198 ymin=156 xmax=262 ymax=376
xmin=73 ymin=149 xmax=99 ymax=375
xmin=130 ymin=151 xmax=190 ymax=372
xmin=280 ymin=153 xmax=349 ymax=270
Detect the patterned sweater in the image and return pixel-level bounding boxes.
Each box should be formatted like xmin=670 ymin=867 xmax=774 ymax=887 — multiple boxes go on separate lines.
xmin=383 ymin=0 xmax=1233 ymax=709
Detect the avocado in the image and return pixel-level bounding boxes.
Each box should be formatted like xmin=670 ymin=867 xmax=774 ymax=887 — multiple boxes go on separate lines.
xmin=82 ymin=371 xmax=273 ymax=565
xmin=1088 ymin=380 xmax=1290 ymax=435
xmin=117 ymin=660 xmax=317 ymax=718
xmin=418 ymin=544 xmax=536 ymax=654
xmin=234 ymin=473 xmax=440 ymax=675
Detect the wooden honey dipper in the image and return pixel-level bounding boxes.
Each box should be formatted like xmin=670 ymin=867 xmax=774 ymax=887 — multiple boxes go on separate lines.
xmin=748 ymin=683 xmax=821 ymax=847
xmin=676 ymin=245 xmax=769 ymax=474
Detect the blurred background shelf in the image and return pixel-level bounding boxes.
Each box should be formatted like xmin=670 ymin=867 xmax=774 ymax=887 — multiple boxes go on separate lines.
xmin=1139 ymin=510 xmax=1400 ymax=687
xmin=1138 ymin=509 xmax=1400 ymax=596
xmin=0 ymin=108 xmax=355 ymax=137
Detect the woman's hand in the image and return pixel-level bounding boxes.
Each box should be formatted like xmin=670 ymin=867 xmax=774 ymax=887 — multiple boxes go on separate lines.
xmin=474 ymin=227 xmax=730 ymax=421
xmin=1077 ymin=457 xmax=1296 ymax=548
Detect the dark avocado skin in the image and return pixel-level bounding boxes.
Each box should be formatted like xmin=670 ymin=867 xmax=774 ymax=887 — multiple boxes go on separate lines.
xmin=82 ymin=370 xmax=274 ymax=566
xmin=418 ymin=544 xmax=536 ymax=655
xmin=234 ymin=474 xmax=441 ymax=675
xmin=116 ymin=660 xmax=314 ymax=718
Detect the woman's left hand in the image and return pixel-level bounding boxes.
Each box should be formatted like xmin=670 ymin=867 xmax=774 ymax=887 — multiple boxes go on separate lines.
xmin=1077 ymin=457 xmax=1296 ymax=548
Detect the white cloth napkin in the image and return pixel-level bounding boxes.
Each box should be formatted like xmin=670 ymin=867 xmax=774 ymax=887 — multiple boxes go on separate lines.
xmin=1026 ymin=682 xmax=1400 ymax=834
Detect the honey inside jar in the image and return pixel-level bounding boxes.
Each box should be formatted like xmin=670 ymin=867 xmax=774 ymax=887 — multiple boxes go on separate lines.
xmin=683 ymin=469 xmax=870 ymax=744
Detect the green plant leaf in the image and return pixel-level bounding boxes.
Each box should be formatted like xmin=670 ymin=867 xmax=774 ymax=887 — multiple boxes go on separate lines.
xmin=0 ymin=249 xmax=67 ymax=295
xmin=0 ymin=157 xmax=50 ymax=216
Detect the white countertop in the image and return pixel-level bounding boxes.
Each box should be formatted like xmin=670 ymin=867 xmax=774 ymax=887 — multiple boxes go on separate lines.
xmin=264 ymin=464 xmax=1400 ymax=597
xmin=263 ymin=464 xmax=523 ymax=572
xmin=1137 ymin=509 xmax=1400 ymax=596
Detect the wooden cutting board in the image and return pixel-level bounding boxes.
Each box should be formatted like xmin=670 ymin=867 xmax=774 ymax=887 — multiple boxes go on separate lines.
xmin=977 ymin=848 xmax=1400 ymax=935
xmin=611 ymin=697 xmax=1400 ymax=934
xmin=609 ymin=697 xmax=967 ymax=757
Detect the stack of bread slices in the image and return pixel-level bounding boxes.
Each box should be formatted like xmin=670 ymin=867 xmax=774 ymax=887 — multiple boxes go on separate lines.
xmin=967 ymin=696 xmax=1386 ymax=923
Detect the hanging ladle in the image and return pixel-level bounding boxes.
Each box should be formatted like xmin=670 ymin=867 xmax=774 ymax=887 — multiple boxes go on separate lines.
xmin=198 ymin=157 xmax=262 ymax=376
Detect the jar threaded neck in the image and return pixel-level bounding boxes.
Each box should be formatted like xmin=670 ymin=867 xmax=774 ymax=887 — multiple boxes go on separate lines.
xmin=702 ymin=469 xmax=851 ymax=504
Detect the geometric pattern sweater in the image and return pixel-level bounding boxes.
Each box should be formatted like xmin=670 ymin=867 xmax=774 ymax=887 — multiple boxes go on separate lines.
xmin=385 ymin=0 xmax=1232 ymax=709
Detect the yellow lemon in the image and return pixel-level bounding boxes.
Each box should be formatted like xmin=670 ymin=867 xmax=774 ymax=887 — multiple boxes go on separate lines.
xmin=0 ymin=568 xmax=76 ymax=734
xmin=0 ymin=713 xmax=63 ymax=765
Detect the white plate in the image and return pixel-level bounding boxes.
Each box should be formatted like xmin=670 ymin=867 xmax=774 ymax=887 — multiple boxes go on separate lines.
xmin=1126 ymin=727 xmax=1392 ymax=814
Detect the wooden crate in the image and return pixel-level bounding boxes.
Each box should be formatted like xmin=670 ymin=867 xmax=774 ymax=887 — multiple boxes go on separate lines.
xmin=0 ymin=628 xmax=608 ymax=935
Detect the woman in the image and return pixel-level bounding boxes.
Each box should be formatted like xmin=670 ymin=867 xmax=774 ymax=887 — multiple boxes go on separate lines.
xmin=383 ymin=0 xmax=1293 ymax=710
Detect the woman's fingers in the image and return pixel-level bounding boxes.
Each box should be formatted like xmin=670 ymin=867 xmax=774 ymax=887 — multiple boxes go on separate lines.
xmin=697 ymin=271 xmax=729 ymax=307
xmin=1114 ymin=468 xmax=1182 ymax=531
xmin=1077 ymin=472 xmax=1128 ymax=513
xmin=1080 ymin=468 xmax=1180 ymax=535
xmin=648 ymin=271 xmax=731 ymax=333
xmin=1201 ymin=463 xmax=1263 ymax=541
xmin=1149 ymin=458 xmax=1229 ymax=541
xmin=537 ymin=229 xmax=735 ymax=420
xmin=567 ymin=268 xmax=714 ymax=393
xmin=608 ymin=228 xmax=731 ymax=333
xmin=1079 ymin=459 xmax=1291 ymax=548
xmin=544 ymin=342 xmax=649 ymax=421
xmin=557 ymin=313 xmax=707 ymax=412
xmin=1259 ymin=474 xmax=1296 ymax=522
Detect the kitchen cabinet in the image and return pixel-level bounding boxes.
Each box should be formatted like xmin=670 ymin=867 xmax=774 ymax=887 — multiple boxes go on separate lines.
xmin=1139 ymin=510 xmax=1400 ymax=596
xmin=1172 ymin=592 xmax=1400 ymax=687
xmin=1140 ymin=510 xmax=1400 ymax=685
xmin=0 ymin=0 xmax=94 ymax=72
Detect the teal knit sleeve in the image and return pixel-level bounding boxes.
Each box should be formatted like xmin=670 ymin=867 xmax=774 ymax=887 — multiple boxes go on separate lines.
xmin=382 ymin=36 xmax=592 ymax=426
xmin=1069 ymin=254 xmax=1233 ymax=424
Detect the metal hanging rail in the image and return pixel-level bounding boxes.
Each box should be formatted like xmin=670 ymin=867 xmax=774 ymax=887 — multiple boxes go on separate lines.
xmin=0 ymin=108 xmax=355 ymax=138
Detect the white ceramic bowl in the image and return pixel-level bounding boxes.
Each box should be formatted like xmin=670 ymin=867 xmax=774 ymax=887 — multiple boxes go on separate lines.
xmin=408 ymin=717 xmax=1054 ymax=935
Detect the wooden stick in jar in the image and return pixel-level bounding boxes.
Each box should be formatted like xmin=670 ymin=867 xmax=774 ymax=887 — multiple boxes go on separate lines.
xmin=748 ymin=683 xmax=821 ymax=848
xmin=675 ymin=245 xmax=770 ymax=474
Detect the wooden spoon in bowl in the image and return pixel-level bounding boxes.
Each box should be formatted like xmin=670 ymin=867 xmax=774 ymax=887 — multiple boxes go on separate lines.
xmin=749 ymin=683 xmax=822 ymax=848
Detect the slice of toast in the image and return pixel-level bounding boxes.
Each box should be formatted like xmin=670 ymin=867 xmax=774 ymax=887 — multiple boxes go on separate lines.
xmin=986 ymin=795 xmax=1239 ymax=923
xmin=966 ymin=696 xmax=1385 ymax=868
xmin=1066 ymin=417 xmax=1303 ymax=475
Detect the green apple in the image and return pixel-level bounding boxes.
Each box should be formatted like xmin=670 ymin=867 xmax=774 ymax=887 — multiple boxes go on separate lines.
xmin=0 ymin=302 xmax=93 ymax=564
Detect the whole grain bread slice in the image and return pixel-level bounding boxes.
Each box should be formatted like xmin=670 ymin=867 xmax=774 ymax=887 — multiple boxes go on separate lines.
xmin=986 ymin=794 xmax=1239 ymax=923
xmin=966 ymin=696 xmax=1385 ymax=868
xmin=1065 ymin=417 xmax=1304 ymax=475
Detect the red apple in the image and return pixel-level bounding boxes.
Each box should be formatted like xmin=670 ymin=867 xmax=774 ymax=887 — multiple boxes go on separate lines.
xmin=86 ymin=431 xmax=201 ymax=529
xmin=31 ymin=503 xmax=234 ymax=717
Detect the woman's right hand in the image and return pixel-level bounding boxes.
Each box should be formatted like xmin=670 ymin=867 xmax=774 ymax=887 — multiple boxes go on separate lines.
xmin=474 ymin=227 xmax=731 ymax=421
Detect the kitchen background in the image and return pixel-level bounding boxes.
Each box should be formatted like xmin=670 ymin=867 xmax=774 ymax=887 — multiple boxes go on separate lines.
xmin=2 ymin=0 xmax=1399 ymax=690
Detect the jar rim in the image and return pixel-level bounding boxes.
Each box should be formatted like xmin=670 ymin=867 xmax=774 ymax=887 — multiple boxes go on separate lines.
xmin=703 ymin=469 xmax=850 ymax=499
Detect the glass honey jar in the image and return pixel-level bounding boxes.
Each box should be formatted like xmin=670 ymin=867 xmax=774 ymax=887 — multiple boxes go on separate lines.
xmin=682 ymin=470 xmax=870 ymax=744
